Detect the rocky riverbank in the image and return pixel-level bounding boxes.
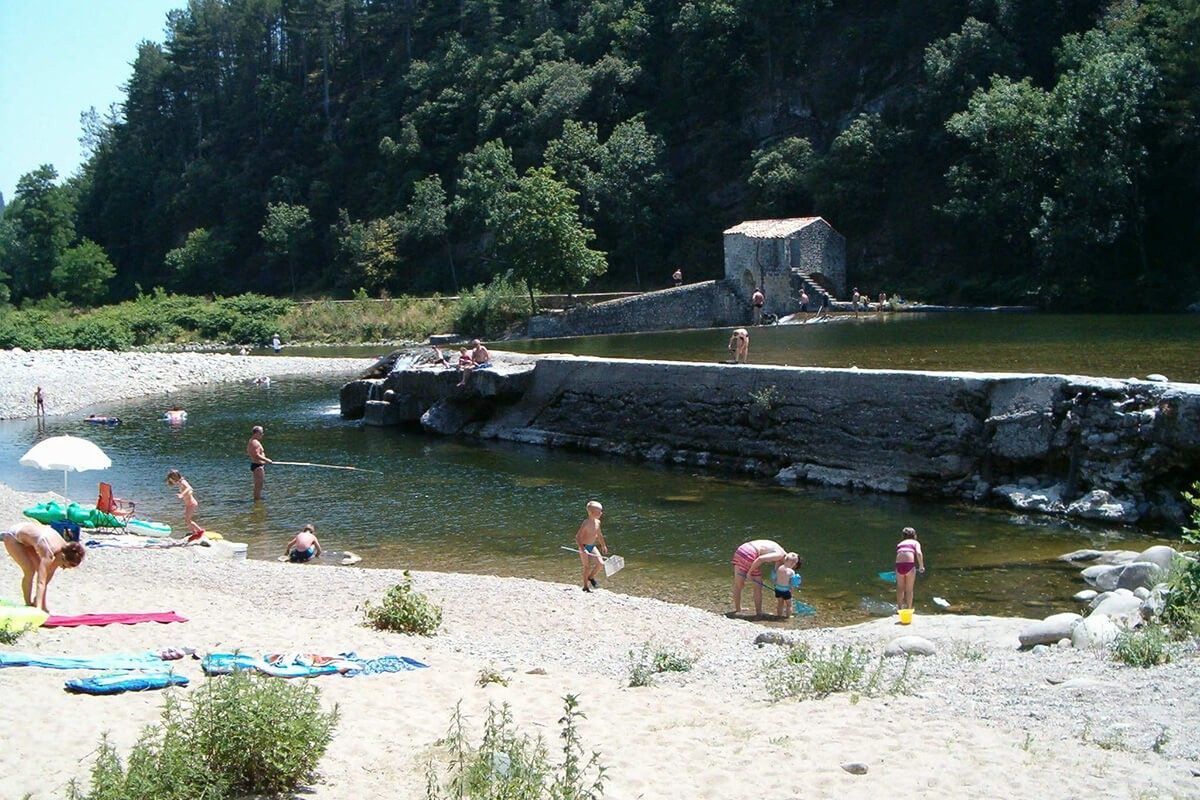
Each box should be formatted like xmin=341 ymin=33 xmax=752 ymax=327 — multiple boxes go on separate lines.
xmin=1 ymin=349 xmax=374 ymax=420
xmin=0 ymin=481 xmax=1197 ymax=798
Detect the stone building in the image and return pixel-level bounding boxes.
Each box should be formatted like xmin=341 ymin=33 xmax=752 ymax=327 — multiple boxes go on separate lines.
xmin=723 ymin=217 xmax=846 ymax=315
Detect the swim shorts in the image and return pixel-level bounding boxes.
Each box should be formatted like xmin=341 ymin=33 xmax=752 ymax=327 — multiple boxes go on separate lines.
xmin=289 ymin=546 xmax=316 ymax=563
xmin=732 ymin=543 xmax=761 ymax=578
xmin=250 ymin=463 xmax=265 ymax=472
xmin=774 ymin=588 xmax=792 ymax=600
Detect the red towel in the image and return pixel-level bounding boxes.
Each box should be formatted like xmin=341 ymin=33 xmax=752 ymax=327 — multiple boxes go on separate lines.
xmin=42 ymin=612 xmax=188 ymax=628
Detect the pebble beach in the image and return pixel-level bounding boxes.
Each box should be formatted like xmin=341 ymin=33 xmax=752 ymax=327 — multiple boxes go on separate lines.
xmin=0 ymin=351 xmax=1198 ymax=798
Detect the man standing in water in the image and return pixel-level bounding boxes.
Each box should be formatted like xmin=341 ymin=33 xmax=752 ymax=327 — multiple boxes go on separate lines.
xmin=34 ymin=386 xmax=45 ymax=418
xmin=751 ymin=287 xmax=765 ymax=325
xmin=247 ymin=425 xmax=273 ymax=501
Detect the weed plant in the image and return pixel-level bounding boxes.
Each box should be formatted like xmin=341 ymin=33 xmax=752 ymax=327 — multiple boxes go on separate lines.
xmin=0 ymin=624 xmax=31 ymax=646
xmin=477 ymin=667 xmax=510 ymax=687
xmin=1112 ymin=624 xmax=1172 ymax=667
xmin=765 ymin=643 xmax=917 ymax=701
xmin=748 ymin=385 xmax=780 ymax=414
xmin=66 ymin=670 xmax=338 ymax=800
xmin=425 ymin=696 xmax=606 ymax=800
xmin=627 ymin=644 xmax=695 ymax=687
xmin=1161 ymin=482 xmax=1200 ymax=636
xmin=363 ymin=571 xmax=443 ymax=635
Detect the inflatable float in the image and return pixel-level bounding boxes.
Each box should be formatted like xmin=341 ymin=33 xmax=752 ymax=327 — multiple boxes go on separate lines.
xmin=85 ymin=416 xmax=121 ymax=426
xmin=277 ymin=550 xmax=362 ymax=566
xmin=23 ymin=501 xmax=124 ymax=529
xmin=126 ymin=518 xmax=173 ymax=536
xmin=0 ymin=599 xmax=49 ymax=632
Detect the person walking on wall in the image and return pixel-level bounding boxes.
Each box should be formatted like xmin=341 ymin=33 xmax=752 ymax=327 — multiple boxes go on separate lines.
xmin=672 ymin=268 xmax=683 ymax=287
xmin=894 ymin=526 xmax=925 ymax=611
xmin=852 ymin=287 xmax=861 ymax=317
xmin=751 ymin=287 xmax=765 ymax=325
xmin=799 ymin=289 xmax=810 ymax=318
xmin=727 ymin=328 xmax=750 ymax=364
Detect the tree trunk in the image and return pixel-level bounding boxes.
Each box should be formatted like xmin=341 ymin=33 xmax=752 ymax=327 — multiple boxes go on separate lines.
xmin=527 ymin=279 xmax=537 ymax=315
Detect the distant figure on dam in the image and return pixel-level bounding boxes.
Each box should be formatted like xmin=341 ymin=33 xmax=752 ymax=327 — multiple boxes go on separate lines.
xmin=727 ymin=328 xmax=750 ymax=363
xmin=672 ymin=268 xmax=683 ymax=287
xmin=751 ymin=287 xmax=765 ymax=325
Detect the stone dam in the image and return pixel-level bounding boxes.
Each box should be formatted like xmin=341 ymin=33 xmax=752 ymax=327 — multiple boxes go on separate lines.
xmin=340 ymin=353 xmax=1200 ymax=525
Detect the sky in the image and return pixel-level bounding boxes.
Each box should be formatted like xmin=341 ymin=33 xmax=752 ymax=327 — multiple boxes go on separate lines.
xmin=0 ymin=0 xmax=185 ymax=203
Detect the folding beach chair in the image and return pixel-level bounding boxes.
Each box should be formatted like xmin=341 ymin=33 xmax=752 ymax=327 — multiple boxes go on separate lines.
xmin=96 ymin=482 xmax=135 ymax=527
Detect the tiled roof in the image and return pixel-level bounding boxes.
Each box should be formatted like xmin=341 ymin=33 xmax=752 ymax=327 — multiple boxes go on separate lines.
xmin=723 ymin=217 xmax=825 ymax=238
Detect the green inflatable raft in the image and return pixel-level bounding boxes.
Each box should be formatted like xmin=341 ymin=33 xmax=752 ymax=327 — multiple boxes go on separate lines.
xmin=23 ymin=501 xmax=124 ymax=529
xmin=0 ymin=598 xmax=49 ymax=632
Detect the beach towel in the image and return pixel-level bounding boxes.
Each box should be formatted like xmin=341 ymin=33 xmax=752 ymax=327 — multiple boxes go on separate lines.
xmin=65 ymin=671 xmax=188 ymax=695
xmin=43 ymin=612 xmax=188 ymax=628
xmin=202 ymin=651 xmax=428 ymax=678
xmin=0 ymin=651 xmax=167 ymax=670
xmin=84 ymin=538 xmax=179 ymax=550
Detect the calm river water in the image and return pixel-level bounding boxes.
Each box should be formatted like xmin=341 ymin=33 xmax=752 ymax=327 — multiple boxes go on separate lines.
xmin=0 ymin=366 xmax=1179 ymax=626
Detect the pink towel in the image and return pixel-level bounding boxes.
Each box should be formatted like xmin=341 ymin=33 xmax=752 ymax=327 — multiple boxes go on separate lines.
xmin=42 ymin=612 xmax=188 ymax=628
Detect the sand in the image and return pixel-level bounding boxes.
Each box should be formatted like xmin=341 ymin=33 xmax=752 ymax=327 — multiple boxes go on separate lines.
xmin=1 ymin=480 xmax=1197 ymax=799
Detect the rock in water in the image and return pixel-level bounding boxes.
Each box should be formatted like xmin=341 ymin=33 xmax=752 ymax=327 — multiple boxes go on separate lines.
xmin=1115 ymin=562 xmax=1163 ymax=592
xmin=932 ymin=596 xmax=951 ymax=609
xmin=1073 ymin=589 xmax=1098 ymax=602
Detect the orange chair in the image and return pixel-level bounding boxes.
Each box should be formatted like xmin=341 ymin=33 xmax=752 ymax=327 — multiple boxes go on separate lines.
xmin=97 ymin=482 xmax=136 ymax=525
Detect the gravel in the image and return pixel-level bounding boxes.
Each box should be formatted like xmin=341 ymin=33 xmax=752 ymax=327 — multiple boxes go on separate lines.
xmin=1 ymin=349 xmax=373 ymax=420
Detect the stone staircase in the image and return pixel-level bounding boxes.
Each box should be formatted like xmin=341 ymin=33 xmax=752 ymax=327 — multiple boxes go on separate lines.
xmin=791 ymin=269 xmax=836 ymax=307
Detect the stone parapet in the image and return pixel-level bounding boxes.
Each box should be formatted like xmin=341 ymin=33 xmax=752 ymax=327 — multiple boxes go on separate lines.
xmin=526 ymin=280 xmax=745 ymax=338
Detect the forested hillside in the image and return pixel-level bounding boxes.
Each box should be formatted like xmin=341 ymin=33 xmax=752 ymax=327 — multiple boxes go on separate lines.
xmin=2 ymin=0 xmax=1197 ymax=310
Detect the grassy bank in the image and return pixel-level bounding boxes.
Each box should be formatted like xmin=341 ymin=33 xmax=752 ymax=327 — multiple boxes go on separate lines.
xmin=0 ymin=279 xmax=532 ymax=350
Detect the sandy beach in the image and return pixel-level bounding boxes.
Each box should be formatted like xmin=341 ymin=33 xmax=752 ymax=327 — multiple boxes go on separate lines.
xmin=0 ymin=349 xmax=374 ymax=420
xmin=1 ymin=477 xmax=1198 ymax=799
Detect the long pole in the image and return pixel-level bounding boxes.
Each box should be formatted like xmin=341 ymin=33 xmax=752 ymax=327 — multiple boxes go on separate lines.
xmin=272 ymin=460 xmax=382 ymax=475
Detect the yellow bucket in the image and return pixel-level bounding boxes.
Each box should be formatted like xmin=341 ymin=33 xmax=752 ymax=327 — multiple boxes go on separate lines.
xmin=898 ymin=608 xmax=914 ymax=625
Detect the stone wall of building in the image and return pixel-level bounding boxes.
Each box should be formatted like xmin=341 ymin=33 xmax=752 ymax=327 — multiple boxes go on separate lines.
xmin=525 ymin=280 xmax=746 ymax=339
xmin=342 ymin=355 xmax=1200 ymax=525
xmin=793 ymin=224 xmax=847 ymax=296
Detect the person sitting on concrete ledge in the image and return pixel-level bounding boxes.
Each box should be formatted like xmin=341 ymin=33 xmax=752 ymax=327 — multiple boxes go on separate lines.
xmin=456 ymin=340 xmax=492 ymax=387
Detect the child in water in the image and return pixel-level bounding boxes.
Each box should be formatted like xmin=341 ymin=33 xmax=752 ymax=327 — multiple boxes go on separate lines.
xmin=575 ymin=500 xmax=608 ymax=592
xmin=285 ymin=524 xmax=322 ymax=563
xmin=165 ymin=469 xmax=204 ymax=538
xmin=772 ymin=553 xmax=802 ymax=618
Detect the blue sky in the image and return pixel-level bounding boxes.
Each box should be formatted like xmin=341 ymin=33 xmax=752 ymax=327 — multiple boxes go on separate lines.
xmin=0 ymin=0 xmax=184 ymax=203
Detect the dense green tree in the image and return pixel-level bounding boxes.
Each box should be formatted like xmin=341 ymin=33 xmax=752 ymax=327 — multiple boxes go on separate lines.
xmin=403 ymin=175 xmax=457 ymax=292
xmin=493 ymin=166 xmax=606 ymax=310
xmin=1 ymin=166 xmax=76 ymax=301
xmin=260 ymin=202 xmax=314 ymax=293
xmin=330 ymin=211 xmax=401 ymax=295
xmin=165 ymin=228 xmax=231 ymax=290
xmin=748 ymin=137 xmax=815 ymax=216
xmin=52 ymin=239 xmax=116 ymax=305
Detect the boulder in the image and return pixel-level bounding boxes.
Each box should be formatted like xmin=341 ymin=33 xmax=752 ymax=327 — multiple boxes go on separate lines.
xmin=884 ymin=636 xmax=937 ymax=657
xmin=841 ymin=762 xmax=869 ymax=775
xmin=754 ymin=631 xmax=791 ymax=647
xmin=1073 ymin=589 xmax=1098 ymax=602
xmin=1135 ymin=545 xmax=1177 ymax=571
xmin=1133 ymin=587 xmax=1151 ymax=601
xmin=1071 ymin=615 xmax=1120 ymax=649
xmin=1019 ymin=613 xmax=1082 ymax=647
xmin=1066 ymin=490 xmax=1140 ymax=523
xmin=1059 ymin=549 xmax=1103 ymax=563
xmin=420 ymin=400 xmax=473 ymax=435
xmin=1081 ymin=565 xmax=1122 ymax=591
xmin=1115 ymin=562 xmax=1163 ymax=592
xmin=1090 ymin=593 xmax=1143 ymax=625
xmin=994 ymin=484 xmax=1066 ymax=515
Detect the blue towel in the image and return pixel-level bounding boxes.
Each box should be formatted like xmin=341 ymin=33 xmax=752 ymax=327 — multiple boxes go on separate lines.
xmin=0 ymin=651 xmax=165 ymax=671
xmin=65 ymin=671 xmax=188 ymax=694
xmin=202 ymin=651 xmax=427 ymax=678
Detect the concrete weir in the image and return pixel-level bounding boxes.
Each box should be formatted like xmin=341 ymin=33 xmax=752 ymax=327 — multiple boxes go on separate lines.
xmin=341 ymin=354 xmax=1200 ymax=525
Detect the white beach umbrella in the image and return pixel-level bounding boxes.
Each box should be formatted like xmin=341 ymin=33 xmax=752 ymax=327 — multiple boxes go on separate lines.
xmin=19 ymin=435 xmax=112 ymax=496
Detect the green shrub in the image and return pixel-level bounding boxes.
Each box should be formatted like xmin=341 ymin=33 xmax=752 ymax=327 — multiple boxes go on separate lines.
xmin=765 ymin=644 xmax=917 ymax=701
xmin=70 ymin=317 xmax=134 ymax=350
xmin=425 ymin=696 xmax=606 ymax=800
xmin=1161 ymin=482 xmax=1200 ymax=636
xmin=454 ymin=275 xmax=531 ymax=339
xmin=0 ymin=624 xmax=30 ymax=646
xmin=1112 ymin=624 xmax=1172 ymax=667
xmin=627 ymin=644 xmax=695 ymax=687
xmin=67 ymin=670 xmax=338 ymax=800
xmin=363 ymin=571 xmax=442 ymax=635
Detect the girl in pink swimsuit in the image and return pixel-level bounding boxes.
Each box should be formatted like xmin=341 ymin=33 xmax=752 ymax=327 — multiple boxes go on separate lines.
xmin=895 ymin=527 xmax=925 ymax=612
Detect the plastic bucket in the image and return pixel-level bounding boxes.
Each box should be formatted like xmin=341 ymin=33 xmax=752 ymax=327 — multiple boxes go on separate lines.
xmin=898 ymin=608 xmax=914 ymax=625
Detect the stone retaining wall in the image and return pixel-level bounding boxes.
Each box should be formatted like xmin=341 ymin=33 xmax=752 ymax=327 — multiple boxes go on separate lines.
xmin=341 ymin=355 xmax=1200 ymax=524
xmin=526 ymin=280 xmax=746 ymax=338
